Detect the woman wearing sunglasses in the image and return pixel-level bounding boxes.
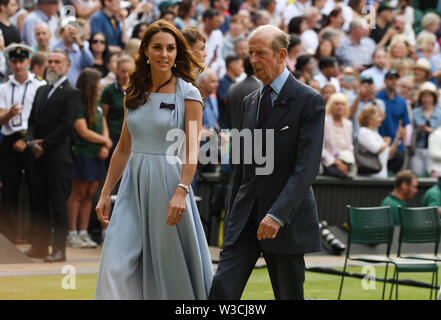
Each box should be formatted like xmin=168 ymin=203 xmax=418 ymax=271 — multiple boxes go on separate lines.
xmin=89 ymin=32 xmax=110 ymax=78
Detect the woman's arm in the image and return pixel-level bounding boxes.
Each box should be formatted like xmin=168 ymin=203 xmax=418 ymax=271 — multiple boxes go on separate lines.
xmin=102 ymin=115 xmax=110 ymax=139
xmin=166 ymin=99 xmax=203 ymax=226
xmin=97 ymin=115 xmax=111 ymax=160
xmin=388 ymin=127 xmax=403 ymax=158
xmin=181 ymin=99 xmax=203 ymax=185
xmin=101 ymin=103 xmax=109 ymax=118
xmin=74 ymin=118 xmax=112 ymax=148
xmin=96 ymin=108 xmax=132 ymax=225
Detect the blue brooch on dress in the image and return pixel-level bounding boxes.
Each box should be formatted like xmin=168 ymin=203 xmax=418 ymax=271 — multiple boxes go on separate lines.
xmin=160 ymin=102 xmax=175 ymax=110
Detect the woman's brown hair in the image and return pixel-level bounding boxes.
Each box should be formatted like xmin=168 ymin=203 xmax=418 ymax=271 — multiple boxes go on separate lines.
xmin=124 ymin=19 xmax=204 ymax=110
xmin=76 ymin=68 xmax=102 ymax=129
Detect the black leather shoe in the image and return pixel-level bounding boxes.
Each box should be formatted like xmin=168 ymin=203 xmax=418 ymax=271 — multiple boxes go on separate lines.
xmin=44 ymin=249 xmax=66 ymax=263
xmin=24 ymin=247 xmax=49 ymax=259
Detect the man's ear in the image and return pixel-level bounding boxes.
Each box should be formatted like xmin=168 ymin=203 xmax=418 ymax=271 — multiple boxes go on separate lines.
xmin=278 ymin=48 xmax=287 ymax=62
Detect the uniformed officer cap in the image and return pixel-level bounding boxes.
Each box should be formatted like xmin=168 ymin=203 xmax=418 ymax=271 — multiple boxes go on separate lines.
xmin=4 ymin=43 xmax=34 ymax=61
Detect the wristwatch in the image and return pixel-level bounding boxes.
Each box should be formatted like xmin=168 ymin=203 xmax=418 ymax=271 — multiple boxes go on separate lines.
xmin=178 ymin=183 xmax=190 ymax=194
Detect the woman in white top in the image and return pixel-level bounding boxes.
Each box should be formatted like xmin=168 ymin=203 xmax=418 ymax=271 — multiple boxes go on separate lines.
xmin=428 ymin=126 xmax=441 ymax=178
xmin=321 ymin=93 xmax=355 ymax=178
xmin=357 ymin=105 xmax=401 ymax=178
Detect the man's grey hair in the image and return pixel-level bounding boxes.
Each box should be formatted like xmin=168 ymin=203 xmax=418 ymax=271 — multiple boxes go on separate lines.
xmin=303 ymin=6 xmax=319 ymax=18
xmin=397 ymin=75 xmax=414 ymax=86
xmin=22 ymin=0 xmax=36 ymax=10
xmin=249 ymin=25 xmax=290 ymax=53
xmin=349 ymin=17 xmax=365 ymax=32
xmin=51 ymin=48 xmax=71 ymax=64
xmin=196 ymin=68 xmax=216 ymax=85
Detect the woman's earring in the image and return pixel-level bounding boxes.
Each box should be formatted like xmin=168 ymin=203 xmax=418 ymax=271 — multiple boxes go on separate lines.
xmin=173 ymin=63 xmax=176 ymax=68
xmin=146 ymin=59 xmax=150 ymax=65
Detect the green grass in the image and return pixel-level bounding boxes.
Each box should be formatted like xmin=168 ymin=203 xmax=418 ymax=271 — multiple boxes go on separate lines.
xmin=242 ymin=266 xmax=440 ymax=300
xmin=0 ymin=266 xmax=438 ymax=300
xmin=0 ymin=274 xmax=97 ymax=300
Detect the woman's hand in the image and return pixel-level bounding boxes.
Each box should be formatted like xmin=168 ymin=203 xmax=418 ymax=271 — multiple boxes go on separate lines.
xmin=333 ymin=159 xmax=349 ymax=175
xmin=96 ymin=193 xmax=111 ymax=226
xmin=97 ymin=146 xmax=110 ymax=160
xmin=104 ymin=137 xmax=113 ymax=149
xmin=166 ymin=187 xmax=187 ymax=226
xmin=419 ymin=125 xmax=434 ymax=134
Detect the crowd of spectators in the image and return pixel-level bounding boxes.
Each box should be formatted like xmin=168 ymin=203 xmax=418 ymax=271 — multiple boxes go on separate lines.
xmin=1 ymin=0 xmax=441 ymax=248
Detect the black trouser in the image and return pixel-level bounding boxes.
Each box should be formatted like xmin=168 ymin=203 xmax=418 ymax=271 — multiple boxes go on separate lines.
xmin=209 ymin=204 xmax=305 ymax=300
xmin=0 ymin=133 xmax=34 ymax=242
xmin=30 ymin=158 xmax=71 ymax=253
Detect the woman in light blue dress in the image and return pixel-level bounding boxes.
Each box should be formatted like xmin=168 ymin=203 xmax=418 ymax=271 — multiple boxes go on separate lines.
xmin=94 ymin=20 xmax=213 ymax=300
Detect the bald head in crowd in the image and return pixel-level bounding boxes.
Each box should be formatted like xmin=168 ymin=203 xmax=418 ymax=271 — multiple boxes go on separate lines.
xmin=197 ymin=68 xmax=219 ymax=98
xmin=34 ymin=23 xmax=51 ymax=53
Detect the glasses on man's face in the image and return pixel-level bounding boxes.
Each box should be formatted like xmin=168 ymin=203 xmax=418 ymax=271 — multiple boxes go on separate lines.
xmin=91 ymin=39 xmax=106 ymax=44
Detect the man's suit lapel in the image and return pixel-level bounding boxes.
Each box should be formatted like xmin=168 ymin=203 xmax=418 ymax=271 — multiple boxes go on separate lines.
xmin=262 ymin=74 xmax=297 ymax=129
xmin=242 ymin=90 xmax=260 ymax=130
xmin=37 ymin=80 xmax=69 ymax=115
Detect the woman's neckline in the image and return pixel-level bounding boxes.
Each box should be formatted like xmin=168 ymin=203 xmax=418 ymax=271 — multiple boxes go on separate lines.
xmin=146 ymin=92 xmax=176 ymax=94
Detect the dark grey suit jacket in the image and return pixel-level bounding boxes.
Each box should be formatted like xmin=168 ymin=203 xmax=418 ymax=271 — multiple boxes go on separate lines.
xmin=223 ymin=73 xmax=325 ymax=255
xmin=225 ymin=75 xmax=260 ymax=130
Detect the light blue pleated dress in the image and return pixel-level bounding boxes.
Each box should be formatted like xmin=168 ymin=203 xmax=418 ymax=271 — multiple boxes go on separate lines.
xmin=94 ymin=78 xmax=213 ymax=300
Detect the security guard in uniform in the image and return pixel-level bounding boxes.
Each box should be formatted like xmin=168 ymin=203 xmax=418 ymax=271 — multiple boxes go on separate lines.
xmin=0 ymin=43 xmax=46 ymax=243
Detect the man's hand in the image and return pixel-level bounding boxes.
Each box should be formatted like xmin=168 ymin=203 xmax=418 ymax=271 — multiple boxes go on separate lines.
xmin=69 ymin=26 xmax=83 ymax=47
xmin=33 ymin=139 xmax=45 ymax=158
xmin=257 ymin=216 xmax=280 ymax=240
xmin=8 ymin=103 xmax=21 ymax=118
xmin=13 ymin=139 xmax=27 ymax=152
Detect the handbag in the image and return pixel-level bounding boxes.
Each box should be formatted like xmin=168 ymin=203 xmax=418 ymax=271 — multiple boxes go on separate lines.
xmin=354 ymin=141 xmax=382 ymax=174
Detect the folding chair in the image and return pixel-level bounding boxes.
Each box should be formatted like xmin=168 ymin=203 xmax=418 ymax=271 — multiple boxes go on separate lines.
xmin=395 ymin=206 xmax=441 ymax=298
xmin=338 ymin=205 xmax=438 ymax=300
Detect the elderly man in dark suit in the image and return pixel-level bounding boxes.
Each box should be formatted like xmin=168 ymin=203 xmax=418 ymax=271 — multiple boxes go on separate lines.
xmin=209 ymin=25 xmax=325 ymax=300
xmin=23 ymin=49 xmax=81 ymax=262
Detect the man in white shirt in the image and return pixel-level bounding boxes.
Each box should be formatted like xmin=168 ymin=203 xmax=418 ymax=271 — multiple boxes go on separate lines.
xmin=202 ymin=9 xmax=226 ymax=78
xmin=314 ymin=56 xmax=340 ymax=91
xmin=0 ymin=43 xmax=46 ymax=243
xmin=300 ymin=6 xmax=320 ymax=54
xmin=360 ymin=48 xmax=388 ymax=91
xmin=335 ymin=18 xmax=376 ymax=72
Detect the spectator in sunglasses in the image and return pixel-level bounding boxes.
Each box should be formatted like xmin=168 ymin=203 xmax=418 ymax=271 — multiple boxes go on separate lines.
xmin=89 ymin=32 xmax=110 ymax=78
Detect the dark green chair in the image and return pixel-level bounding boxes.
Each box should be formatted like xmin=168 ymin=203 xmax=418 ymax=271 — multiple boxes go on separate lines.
xmin=396 ymin=206 xmax=441 ymax=298
xmin=338 ymin=206 xmax=439 ymax=300
xmin=397 ymin=206 xmax=441 ymax=262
